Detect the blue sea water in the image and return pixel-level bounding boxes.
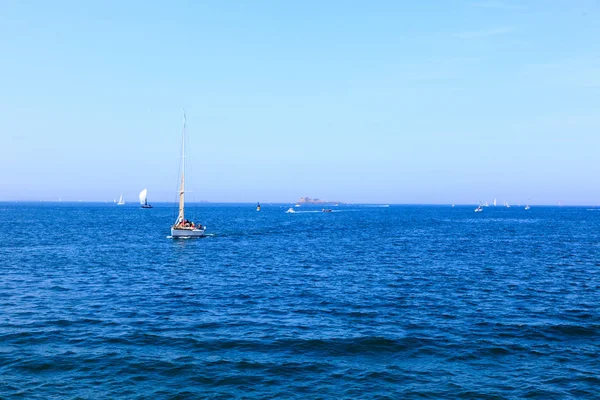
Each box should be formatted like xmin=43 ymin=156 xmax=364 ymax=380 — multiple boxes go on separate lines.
xmin=1 ymin=203 xmax=599 ymax=399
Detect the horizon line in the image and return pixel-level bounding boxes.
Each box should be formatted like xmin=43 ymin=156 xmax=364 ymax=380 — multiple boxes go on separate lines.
xmin=0 ymin=200 xmax=592 ymax=207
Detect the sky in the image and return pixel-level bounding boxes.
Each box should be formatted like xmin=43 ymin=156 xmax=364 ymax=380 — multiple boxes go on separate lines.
xmin=1 ymin=0 xmax=599 ymax=204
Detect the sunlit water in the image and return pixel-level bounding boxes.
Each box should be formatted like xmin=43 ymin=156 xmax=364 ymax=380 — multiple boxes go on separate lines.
xmin=1 ymin=203 xmax=599 ymax=398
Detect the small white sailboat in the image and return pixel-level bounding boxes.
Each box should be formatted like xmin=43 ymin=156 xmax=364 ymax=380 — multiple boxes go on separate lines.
xmin=483 ymin=201 xmax=489 ymax=207
xmin=171 ymin=112 xmax=206 ymax=238
xmin=525 ymin=199 xmax=530 ymax=210
xmin=117 ymin=194 xmax=125 ymax=205
xmin=139 ymin=189 xmax=153 ymax=208
xmin=474 ymin=201 xmax=483 ymax=212
xmin=286 ymin=207 xmax=296 ymax=213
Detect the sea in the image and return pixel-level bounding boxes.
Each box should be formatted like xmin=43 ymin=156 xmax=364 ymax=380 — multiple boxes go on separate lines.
xmin=1 ymin=203 xmax=599 ymax=399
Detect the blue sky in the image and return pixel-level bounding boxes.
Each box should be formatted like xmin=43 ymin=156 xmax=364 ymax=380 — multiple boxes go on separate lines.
xmin=1 ymin=1 xmax=599 ymax=204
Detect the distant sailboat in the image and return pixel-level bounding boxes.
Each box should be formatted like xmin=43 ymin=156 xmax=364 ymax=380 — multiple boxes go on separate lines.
xmin=171 ymin=112 xmax=206 ymax=238
xmin=475 ymin=201 xmax=483 ymax=212
xmin=525 ymin=198 xmax=530 ymax=210
xmin=256 ymin=202 xmax=261 ymax=211
xmin=493 ymin=198 xmax=497 ymax=207
xmin=117 ymin=194 xmax=125 ymax=205
xmin=504 ymin=200 xmax=510 ymax=208
xmin=139 ymin=189 xmax=153 ymax=208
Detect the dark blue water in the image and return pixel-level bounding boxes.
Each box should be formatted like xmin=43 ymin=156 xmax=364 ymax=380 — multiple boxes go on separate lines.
xmin=1 ymin=203 xmax=599 ymax=398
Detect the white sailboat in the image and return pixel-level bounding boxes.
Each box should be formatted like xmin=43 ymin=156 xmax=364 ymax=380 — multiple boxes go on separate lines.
xmin=117 ymin=194 xmax=125 ymax=205
xmin=474 ymin=202 xmax=483 ymax=212
xmin=139 ymin=189 xmax=152 ymax=208
xmin=493 ymin=198 xmax=497 ymax=207
xmin=171 ymin=112 xmax=206 ymax=238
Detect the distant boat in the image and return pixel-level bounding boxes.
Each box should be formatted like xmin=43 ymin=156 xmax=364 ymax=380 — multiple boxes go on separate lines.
xmin=525 ymin=204 xmax=530 ymax=210
xmin=171 ymin=112 xmax=206 ymax=238
xmin=117 ymin=194 xmax=125 ymax=205
xmin=504 ymin=200 xmax=510 ymax=208
xmin=139 ymin=189 xmax=153 ymax=208
xmin=483 ymin=201 xmax=489 ymax=207
xmin=286 ymin=207 xmax=295 ymax=213
xmin=256 ymin=202 xmax=261 ymax=211
xmin=294 ymin=204 xmax=301 ymax=207
xmin=113 ymin=198 xmax=116 ymax=204
xmin=474 ymin=204 xmax=483 ymax=212
xmin=493 ymin=198 xmax=497 ymax=207
xmin=322 ymin=208 xmax=332 ymax=213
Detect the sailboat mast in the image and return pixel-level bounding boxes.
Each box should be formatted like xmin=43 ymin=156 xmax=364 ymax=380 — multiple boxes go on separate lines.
xmin=178 ymin=111 xmax=186 ymax=223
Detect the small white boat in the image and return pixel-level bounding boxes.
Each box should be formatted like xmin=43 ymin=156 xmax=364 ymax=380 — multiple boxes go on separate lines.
xmin=474 ymin=205 xmax=483 ymax=212
xmin=493 ymin=198 xmax=497 ymax=207
xmin=286 ymin=207 xmax=295 ymax=213
xmin=117 ymin=194 xmax=125 ymax=205
xmin=139 ymin=189 xmax=153 ymax=208
xmin=525 ymin=205 xmax=530 ymax=210
xmin=171 ymin=112 xmax=206 ymax=238
xmin=294 ymin=204 xmax=301 ymax=207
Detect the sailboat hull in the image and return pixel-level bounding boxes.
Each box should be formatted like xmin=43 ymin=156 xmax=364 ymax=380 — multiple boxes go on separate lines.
xmin=171 ymin=227 xmax=206 ymax=238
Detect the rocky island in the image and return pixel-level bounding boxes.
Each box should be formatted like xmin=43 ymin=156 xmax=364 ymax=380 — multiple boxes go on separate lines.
xmin=296 ymin=197 xmax=342 ymax=205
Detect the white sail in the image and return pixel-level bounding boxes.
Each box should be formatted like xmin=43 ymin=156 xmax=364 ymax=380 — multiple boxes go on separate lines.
xmin=139 ymin=189 xmax=148 ymax=206
xmin=117 ymin=194 xmax=125 ymax=205
xmin=493 ymin=198 xmax=497 ymax=207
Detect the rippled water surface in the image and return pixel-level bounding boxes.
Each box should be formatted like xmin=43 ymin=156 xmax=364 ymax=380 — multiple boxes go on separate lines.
xmin=1 ymin=203 xmax=599 ymax=398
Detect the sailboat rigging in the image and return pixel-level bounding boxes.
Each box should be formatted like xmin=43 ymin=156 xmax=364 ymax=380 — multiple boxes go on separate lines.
xmin=171 ymin=112 xmax=206 ymax=238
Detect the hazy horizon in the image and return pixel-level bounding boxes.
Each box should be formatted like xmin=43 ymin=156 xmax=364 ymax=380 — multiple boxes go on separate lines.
xmin=2 ymin=1 xmax=599 ymax=205
xmin=0 ymin=199 xmax=592 ymax=207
